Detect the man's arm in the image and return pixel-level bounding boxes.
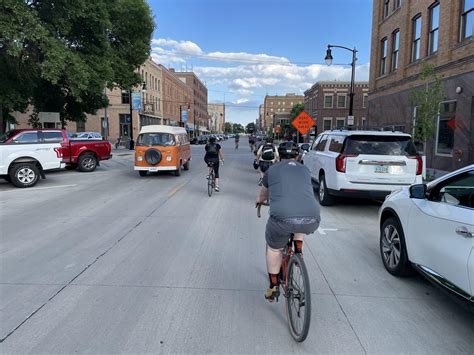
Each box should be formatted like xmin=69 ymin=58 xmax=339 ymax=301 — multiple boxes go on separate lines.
xmin=256 ymin=186 xmax=269 ymax=205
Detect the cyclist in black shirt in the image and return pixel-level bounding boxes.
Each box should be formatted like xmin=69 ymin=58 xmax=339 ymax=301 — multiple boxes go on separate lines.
xmin=205 ymin=136 xmax=224 ymax=192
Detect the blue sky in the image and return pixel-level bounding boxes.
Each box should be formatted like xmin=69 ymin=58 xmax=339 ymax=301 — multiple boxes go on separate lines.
xmin=148 ymin=0 xmax=373 ymax=125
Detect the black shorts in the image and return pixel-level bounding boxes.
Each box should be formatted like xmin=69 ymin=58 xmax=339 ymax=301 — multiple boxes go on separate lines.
xmin=265 ymin=216 xmax=320 ymax=249
xmin=205 ymin=159 xmax=220 ymax=178
xmin=259 ymin=161 xmax=272 ymax=173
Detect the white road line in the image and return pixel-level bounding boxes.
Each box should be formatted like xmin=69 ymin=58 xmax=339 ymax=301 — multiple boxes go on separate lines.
xmin=317 ymin=228 xmax=339 ymax=235
xmin=1 ymin=184 xmax=78 ymax=193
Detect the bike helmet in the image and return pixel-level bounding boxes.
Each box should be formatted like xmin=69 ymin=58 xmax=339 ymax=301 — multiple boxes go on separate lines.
xmin=209 ymin=136 xmax=216 ymax=143
xmin=278 ymin=141 xmax=300 ymax=159
xmin=266 ymin=137 xmax=274 ymax=144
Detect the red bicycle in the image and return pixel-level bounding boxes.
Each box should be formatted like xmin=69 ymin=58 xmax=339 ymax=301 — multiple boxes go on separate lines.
xmin=257 ymin=202 xmax=311 ymax=342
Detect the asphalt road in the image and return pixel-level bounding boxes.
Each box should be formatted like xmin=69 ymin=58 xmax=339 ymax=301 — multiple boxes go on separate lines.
xmin=0 ymin=140 xmax=472 ymax=354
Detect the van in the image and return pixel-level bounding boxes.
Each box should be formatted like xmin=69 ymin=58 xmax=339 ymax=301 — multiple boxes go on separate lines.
xmin=134 ymin=125 xmax=191 ymax=177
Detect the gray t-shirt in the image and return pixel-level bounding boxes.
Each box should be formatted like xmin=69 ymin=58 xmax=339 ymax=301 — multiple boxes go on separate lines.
xmin=263 ymin=160 xmax=320 ymax=220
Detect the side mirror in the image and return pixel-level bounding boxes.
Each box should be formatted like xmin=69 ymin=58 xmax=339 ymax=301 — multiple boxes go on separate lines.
xmin=409 ymin=184 xmax=427 ymax=199
xmin=301 ymin=143 xmax=310 ymax=152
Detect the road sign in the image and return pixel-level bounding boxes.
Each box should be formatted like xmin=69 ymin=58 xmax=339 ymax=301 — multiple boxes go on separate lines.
xmin=274 ymin=127 xmax=282 ymax=134
xmin=131 ymin=92 xmax=141 ymax=110
xmin=181 ymin=110 xmax=187 ymax=123
xmin=347 ymin=115 xmax=354 ymax=125
xmin=292 ymin=112 xmax=315 ymax=135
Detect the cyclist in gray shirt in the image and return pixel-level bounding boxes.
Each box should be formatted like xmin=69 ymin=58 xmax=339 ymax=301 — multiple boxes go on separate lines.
xmin=256 ymin=141 xmax=320 ymax=302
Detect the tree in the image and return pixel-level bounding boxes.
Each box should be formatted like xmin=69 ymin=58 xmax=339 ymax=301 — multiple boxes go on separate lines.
xmin=246 ymin=122 xmax=255 ymax=134
xmin=409 ymin=64 xmax=446 ymax=144
xmin=224 ymin=122 xmax=233 ymax=134
xmin=0 ymin=0 xmax=154 ymax=131
xmin=285 ymin=103 xmax=305 ymax=138
xmin=233 ymin=123 xmax=244 ymax=133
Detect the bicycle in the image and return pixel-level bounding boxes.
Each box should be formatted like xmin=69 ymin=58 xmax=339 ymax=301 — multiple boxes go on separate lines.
xmin=235 ymin=140 xmax=239 ymax=149
xmin=257 ymin=202 xmax=311 ymax=342
xmin=207 ymin=162 xmax=216 ymax=197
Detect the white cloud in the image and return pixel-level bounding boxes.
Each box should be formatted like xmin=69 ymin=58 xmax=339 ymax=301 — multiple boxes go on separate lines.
xmin=232 ymin=98 xmax=250 ymax=104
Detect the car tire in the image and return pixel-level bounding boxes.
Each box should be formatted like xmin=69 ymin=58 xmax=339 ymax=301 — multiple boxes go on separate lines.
xmin=9 ymin=163 xmax=40 ymax=188
xmin=78 ymin=154 xmax=97 ymax=172
xmin=138 ymin=171 xmax=147 ymax=177
xmin=380 ymin=217 xmax=412 ymax=277
xmin=318 ymin=174 xmax=335 ymax=206
xmin=183 ymin=160 xmax=190 ymax=171
xmin=174 ymin=163 xmax=181 ymax=176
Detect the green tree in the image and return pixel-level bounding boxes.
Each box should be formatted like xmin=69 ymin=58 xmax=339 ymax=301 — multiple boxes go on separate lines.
xmin=409 ymin=64 xmax=446 ymax=143
xmin=285 ymin=103 xmax=305 ymax=138
xmin=233 ymin=123 xmax=244 ymax=133
xmin=224 ymin=122 xmax=233 ymax=134
xmin=0 ymin=0 xmax=154 ymax=131
xmin=245 ymin=122 xmax=255 ymax=133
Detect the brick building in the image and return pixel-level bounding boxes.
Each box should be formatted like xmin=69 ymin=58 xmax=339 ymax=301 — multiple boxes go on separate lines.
xmin=174 ymin=71 xmax=209 ymax=135
xmin=262 ymin=93 xmax=304 ymax=132
xmin=368 ymin=0 xmax=474 ymax=172
xmin=304 ymin=81 xmax=369 ymax=134
xmin=208 ymin=103 xmax=225 ymax=133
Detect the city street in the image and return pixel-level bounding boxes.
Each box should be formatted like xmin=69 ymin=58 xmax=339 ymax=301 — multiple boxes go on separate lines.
xmin=0 ymin=140 xmax=472 ymax=353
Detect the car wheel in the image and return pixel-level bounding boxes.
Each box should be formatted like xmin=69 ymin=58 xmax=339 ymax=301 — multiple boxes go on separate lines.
xmin=9 ymin=163 xmax=40 ymax=188
xmin=174 ymin=163 xmax=181 ymax=176
xmin=138 ymin=171 xmax=147 ymax=177
xmin=78 ymin=154 xmax=97 ymax=172
xmin=380 ymin=217 xmax=412 ymax=276
xmin=183 ymin=160 xmax=190 ymax=171
xmin=318 ymin=174 xmax=335 ymax=206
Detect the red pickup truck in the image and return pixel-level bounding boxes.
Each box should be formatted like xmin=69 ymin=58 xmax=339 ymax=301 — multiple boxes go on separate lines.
xmin=2 ymin=129 xmax=112 ymax=172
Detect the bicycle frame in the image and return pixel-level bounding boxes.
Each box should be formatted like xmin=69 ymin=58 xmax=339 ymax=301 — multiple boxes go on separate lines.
xmin=280 ymin=236 xmax=294 ymax=296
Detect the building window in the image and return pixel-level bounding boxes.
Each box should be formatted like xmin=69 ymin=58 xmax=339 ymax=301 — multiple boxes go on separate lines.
xmin=336 ymin=118 xmax=345 ymax=129
xmin=337 ymin=94 xmax=346 ymax=108
xmin=391 ymin=30 xmax=399 ymax=71
xmin=76 ymin=121 xmax=86 ymax=132
xmin=461 ymin=0 xmax=474 ymax=40
xmin=429 ymin=3 xmax=440 ymax=55
xmin=361 ymin=117 xmax=367 ymax=128
xmin=323 ymin=118 xmax=332 ymax=131
xmin=324 ymin=95 xmax=333 ymax=108
xmin=363 ymin=94 xmax=368 ymax=108
xmin=383 ymin=0 xmax=390 ymax=18
xmin=393 ymin=0 xmax=402 ymax=10
xmin=158 ymin=80 xmax=160 ymax=91
xmin=380 ymin=37 xmax=387 ymax=75
xmin=121 ymin=90 xmax=130 ymax=104
xmin=436 ymin=101 xmax=456 ymax=156
xmin=412 ymin=15 xmax=422 ymax=62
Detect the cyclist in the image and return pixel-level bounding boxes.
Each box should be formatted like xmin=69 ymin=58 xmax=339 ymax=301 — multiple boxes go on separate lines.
xmin=234 ymin=134 xmax=240 ymax=149
xmin=256 ymin=137 xmax=279 ymax=185
xmin=256 ymin=141 xmax=320 ymax=303
xmin=205 ymin=136 xmax=224 ymax=192
xmin=249 ymin=134 xmax=256 ymax=153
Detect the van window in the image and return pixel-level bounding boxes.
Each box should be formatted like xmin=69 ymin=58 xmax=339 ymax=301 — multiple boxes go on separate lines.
xmin=316 ymin=135 xmax=328 ymax=151
xmin=137 ymin=133 xmax=175 ymax=147
xmin=344 ymin=135 xmax=418 ymax=156
xmin=328 ymin=135 xmax=345 ymax=153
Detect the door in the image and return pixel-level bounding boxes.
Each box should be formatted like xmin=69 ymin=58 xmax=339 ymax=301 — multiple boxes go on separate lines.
xmin=408 ymin=169 xmax=474 ymax=297
xmin=304 ymin=134 xmax=322 ymax=179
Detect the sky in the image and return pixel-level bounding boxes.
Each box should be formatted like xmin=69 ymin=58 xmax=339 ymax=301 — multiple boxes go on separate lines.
xmin=148 ymin=0 xmax=373 ymax=125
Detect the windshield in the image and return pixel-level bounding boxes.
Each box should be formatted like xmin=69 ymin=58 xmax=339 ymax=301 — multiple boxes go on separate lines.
xmin=137 ymin=133 xmax=175 ymax=147
xmin=0 ymin=130 xmax=18 ymax=143
xmin=344 ymin=135 xmax=418 ymax=156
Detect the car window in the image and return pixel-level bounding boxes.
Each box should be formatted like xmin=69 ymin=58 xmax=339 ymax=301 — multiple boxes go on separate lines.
xmin=329 ymin=135 xmax=345 ymax=153
xmin=137 ymin=133 xmax=175 ymax=147
xmin=0 ymin=130 xmax=18 ymax=143
xmin=13 ymin=132 xmax=39 ymax=143
xmin=43 ymin=131 xmax=64 ymax=142
xmin=431 ymin=170 xmax=474 ymax=208
xmin=316 ymin=135 xmax=328 ymax=152
xmin=344 ymin=135 xmax=417 ymax=156
xmin=312 ymin=135 xmax=322 ymax=150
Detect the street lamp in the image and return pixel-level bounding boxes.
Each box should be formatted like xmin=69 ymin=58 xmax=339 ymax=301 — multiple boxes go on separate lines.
xmin=128 ymin=81 xmax=146 ymax=150
xmin=325 ymin=44 xmax=358 ymax=127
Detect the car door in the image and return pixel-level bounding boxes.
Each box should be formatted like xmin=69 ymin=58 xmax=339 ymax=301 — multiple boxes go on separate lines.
xmin=304 ymin=134 xmax=322 ymax=179
xmin=408 ymin=169 xmax=474 ymax=298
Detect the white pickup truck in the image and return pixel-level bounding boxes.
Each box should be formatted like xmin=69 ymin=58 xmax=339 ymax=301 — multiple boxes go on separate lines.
xmin=0 ymin=129 xmax=65 ymax=188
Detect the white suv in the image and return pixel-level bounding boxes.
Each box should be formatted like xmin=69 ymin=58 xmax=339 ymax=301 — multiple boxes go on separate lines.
xmin=304 ymin=130 xmax=423 ymax=205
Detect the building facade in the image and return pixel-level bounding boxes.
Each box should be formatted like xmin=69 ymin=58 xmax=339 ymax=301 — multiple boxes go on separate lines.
xmin=304 ymin=81 xmax=369 ymax=133
xmin=174 ymin=71 xmax=209 ymax=135
xmin=262 ymin=93 xmax=304 ymax=132
xmin=368 ymin=0 xmax=474 ymax=172
xmin=208 ymin=103 xmax=225 ymax=133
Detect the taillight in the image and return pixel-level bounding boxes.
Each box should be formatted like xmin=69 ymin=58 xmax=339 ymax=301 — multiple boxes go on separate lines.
xmin=336 ymin=154 xmax=358 ymax=173
xmin=54 ymin=147 xmax=63 ymax=158
xmin=409 ymin=155 xmax=423 ymax=175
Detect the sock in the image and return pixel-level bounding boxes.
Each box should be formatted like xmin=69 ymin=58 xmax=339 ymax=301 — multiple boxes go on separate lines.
xmin=268 ymin=273 xmax=278 ymax=288
xmin=294 ymin=240 xmax=303 ymax=254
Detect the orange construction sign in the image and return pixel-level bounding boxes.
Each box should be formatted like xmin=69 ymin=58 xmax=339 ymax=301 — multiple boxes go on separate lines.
xmin=292 ymin=111 xmax=315 ymax=135
xmin=274 ymin=127 xmax=282 ymax=134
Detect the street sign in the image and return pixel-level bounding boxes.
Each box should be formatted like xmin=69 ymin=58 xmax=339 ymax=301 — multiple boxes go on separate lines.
xmin=347 ymin=115 xmax=354 ymax=125
xmin=181 ymin=110 xmax=187 ymax=123
xmin=131 ymin=92 xmax=141 ymax=110
xmin=292 ymin=111 xmax=315 ymax=135
xmin=275 ymin=127 xmax=282 ymax=134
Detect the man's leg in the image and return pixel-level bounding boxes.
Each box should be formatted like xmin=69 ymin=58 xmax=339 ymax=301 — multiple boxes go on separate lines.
xmin=214 ymin=162 xmax=220 ymax=190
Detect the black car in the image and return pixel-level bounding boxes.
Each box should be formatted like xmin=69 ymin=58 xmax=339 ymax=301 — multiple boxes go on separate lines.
xmin=197 ymin=135 xmax=208 ymax=144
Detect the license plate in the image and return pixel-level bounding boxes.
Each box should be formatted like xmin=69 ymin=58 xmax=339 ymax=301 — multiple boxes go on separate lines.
xmin=374 ymin=165 xmax=389 ymax=173
xmin=149 ymin=167 xmax=158 ymax=172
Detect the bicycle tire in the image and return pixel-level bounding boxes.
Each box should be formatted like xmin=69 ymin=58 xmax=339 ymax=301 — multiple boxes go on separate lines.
xmin=285 ymin=254 xmax=311 ymax=342
xmin=208 ymin=174 xmax=214 ymax=197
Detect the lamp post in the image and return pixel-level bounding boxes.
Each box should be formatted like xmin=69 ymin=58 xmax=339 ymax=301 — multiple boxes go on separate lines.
xmin=128 ymin=82 xmax=147 ymax=150
xmin=325 ymin=44 xmax=357 ymax=127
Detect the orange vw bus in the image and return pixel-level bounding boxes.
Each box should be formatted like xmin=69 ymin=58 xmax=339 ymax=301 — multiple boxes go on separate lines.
xmin=134 ymin=125 xmax=191 ymax=177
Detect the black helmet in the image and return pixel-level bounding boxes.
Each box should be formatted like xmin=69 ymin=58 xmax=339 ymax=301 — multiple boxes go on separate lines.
xmin=278 ymin=141 xmax=300 ymax=159
xmin=266 ymin=137 xmax=274 ymax=144
xmin=209 ymin=136 xmax=216 ymax=143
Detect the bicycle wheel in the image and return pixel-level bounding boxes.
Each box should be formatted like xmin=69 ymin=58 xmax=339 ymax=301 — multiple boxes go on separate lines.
xmin=208 ymin=173 xmax=214 ymax=197
xmin=285 ymin=254 xmax=311 ymax=342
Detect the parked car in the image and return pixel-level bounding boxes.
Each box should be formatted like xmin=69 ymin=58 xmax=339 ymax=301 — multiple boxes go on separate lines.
xmin=73 ymin=132 xmax=103 ymax=140
xmin=197 ymin=135 xmax=208 ymax=144
xmin=0 ymin=129 xmax=65 ymax=187
xmin=134 ymin=125 xmax=191 ymax=177
xmin=379 ymin=164 xmax=474 ymax=306
xmin=304 ymin=130 xmax=423 ymax=205
xmin=190 ymin=137 xmax=198 ymax=145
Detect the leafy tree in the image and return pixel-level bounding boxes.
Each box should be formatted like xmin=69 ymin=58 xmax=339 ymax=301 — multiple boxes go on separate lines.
xmin=290 ymin=103 xmax=305 ymax=121
xmin=0 ymin=0 xmax=154 ymax=131
xmin=224 ymin=122 xmax=233 ymax=134
xmin=246 ymin=122 xmax=255 ymax=133
xmin=409 ymin=64 xmax=446 ymax=143
xmin=233 ymin=123 xmax=244 ymax=133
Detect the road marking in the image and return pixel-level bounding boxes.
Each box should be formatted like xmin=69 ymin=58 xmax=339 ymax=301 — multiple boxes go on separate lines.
xmin=1 ymin=184 xmax=77 ymax=193
xmin=168 ymin=182 xmax=186 ymax=197
xmin=317 ymin=228 xmax=338 ymax=235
